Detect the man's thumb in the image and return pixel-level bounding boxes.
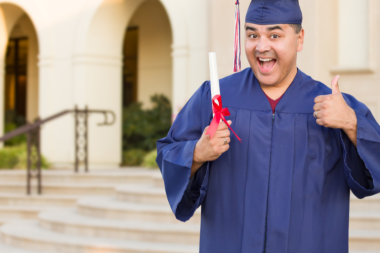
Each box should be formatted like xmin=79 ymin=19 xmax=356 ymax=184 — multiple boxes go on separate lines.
xmin=203 ymin=126 xmax=209 ymax=135
xmin=331 ymin=75 xmax=341 ymax=94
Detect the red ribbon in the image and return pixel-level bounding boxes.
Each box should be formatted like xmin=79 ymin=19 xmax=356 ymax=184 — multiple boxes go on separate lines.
xmin=206 ymin=95 xmax=242 ymax=143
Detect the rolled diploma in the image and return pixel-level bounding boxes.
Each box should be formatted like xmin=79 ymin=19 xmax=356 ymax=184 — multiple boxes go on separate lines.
xmin=209 ymin=52 xmax=221 ymax=117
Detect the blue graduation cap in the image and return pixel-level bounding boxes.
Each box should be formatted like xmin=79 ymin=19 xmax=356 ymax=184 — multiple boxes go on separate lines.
xmin=245 ymin=0 xmax=303 ymax=25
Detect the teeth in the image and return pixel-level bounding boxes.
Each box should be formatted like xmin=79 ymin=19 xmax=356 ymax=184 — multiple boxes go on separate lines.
xmin=259 ymin=58 xmax=272 ymax=62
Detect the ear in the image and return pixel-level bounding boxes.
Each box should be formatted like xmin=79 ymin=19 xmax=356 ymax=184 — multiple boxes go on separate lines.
xmin=297 ymin=28 xmax=305 ymax=52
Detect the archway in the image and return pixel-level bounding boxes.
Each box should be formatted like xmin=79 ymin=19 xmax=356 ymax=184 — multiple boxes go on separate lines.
xmin=0 ymin=3 xmax=39 ymax=146
xmin=121 ymin=0 xmax=172 ymax=163
xmin=72 ymin=0 xmax=187 ymax=167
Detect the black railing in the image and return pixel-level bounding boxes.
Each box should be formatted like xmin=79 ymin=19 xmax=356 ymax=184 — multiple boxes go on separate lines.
xmin=0 ymin=106 xmax=115 ymax=195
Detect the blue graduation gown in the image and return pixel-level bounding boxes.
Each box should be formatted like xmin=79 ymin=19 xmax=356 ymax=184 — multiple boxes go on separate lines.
xmin=156 ymin=68 xmax=380 ymax=253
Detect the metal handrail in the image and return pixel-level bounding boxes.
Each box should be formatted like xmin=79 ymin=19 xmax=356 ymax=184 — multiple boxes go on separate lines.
xmin=0 ymin=106 xmax=116 ymax=195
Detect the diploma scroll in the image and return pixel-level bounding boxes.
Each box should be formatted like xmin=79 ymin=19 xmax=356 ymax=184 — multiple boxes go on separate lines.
xmin=206 ymin=52 xmax=242 ymax=142
xmin=209 ymin=52 xmax=221 ymax=114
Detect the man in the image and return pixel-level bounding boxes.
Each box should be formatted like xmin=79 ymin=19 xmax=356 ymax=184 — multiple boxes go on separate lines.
xmin=156 ymin=0 xmax=380 ymax=252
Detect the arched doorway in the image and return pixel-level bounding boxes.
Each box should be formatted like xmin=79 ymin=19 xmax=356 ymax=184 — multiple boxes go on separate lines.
xmin=121 ymin=0 xmax=172 ymax=163
xmin=0 ymin=4 xmax=39 ymax=146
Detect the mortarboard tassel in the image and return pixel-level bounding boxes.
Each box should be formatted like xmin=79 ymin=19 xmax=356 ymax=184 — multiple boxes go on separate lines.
xmin=233 ymin=0 xmax=241 ymax=73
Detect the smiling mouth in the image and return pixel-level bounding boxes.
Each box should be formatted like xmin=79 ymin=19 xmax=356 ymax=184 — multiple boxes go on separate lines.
xmin=257 ymin=57 xmax=277 ymax=72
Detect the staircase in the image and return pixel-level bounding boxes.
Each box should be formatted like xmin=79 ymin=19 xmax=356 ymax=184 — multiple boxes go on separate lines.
xmin=0 ymin=169 xmax=377 ymax=252
xmin=0 ymin=169 xmax=200 ymax=253
xmin=350 ymin=194 xmax=380 ymax=252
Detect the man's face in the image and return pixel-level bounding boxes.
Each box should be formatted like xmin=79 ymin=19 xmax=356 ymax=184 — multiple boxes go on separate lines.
xmin=245 ymin=23 xmax=304 ymax=87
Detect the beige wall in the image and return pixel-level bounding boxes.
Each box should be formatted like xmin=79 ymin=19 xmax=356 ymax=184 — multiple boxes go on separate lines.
xmin=208 ymin=0 xmax=250 ymax=79
xmin=128 ymin=0 xmax=172 ymax=109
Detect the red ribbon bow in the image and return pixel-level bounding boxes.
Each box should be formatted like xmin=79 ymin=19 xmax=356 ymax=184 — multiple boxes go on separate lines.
xmin=206 ymin=95 xmax=242 ymax=143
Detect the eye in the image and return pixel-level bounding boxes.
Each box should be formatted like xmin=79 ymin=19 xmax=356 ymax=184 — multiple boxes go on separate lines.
xmin=249 ymin=34 xmax=258 ymax=39
xmin=270 ymin=34 xmax=279 ymax=39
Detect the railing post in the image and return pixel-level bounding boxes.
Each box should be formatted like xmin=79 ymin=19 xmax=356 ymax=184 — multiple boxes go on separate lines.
xmin=36 ymin=118 xmax=42 ymax=194
xmin=74 ymin=105 xmax=89 ymax=173
xmin=74 ymin=105 xmax=79 ymax=173
xmin=26 ymin=128 xmax=31 ymax=195
xmin=26 ymin=118 xmax=42 ymax=195
xmin=85 ymin=105 xmax=89 ymax=173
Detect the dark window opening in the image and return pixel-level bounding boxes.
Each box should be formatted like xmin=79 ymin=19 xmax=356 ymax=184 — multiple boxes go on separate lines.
xmin=4 ymin=37 xmax=28 ymax=128
xmin=122 ymin=27 xmax=138 ymax=107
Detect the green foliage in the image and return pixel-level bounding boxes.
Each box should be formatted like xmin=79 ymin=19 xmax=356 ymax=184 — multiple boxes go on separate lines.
xmin=0 ymin=143 xmax=50 ymax=169
xmin=142 ymin=149 xmax=158 ymax=169
xmin=122 ymin=94 xmax=172 ymax=152
xmin=4 ymin=123 xmax=27 ymax=146
xmin=122 ymin=148 xmax=147 ymax=166
xmin=4 ymin=109 xmax=27 ymax=147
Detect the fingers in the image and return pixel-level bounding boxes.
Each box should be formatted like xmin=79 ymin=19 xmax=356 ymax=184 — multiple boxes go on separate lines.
xmin=214 ymin=129 xmax=231 ymax=138
xmin=217 ymin=120 xmax=232 ymax=131
xmin=313 ymin=103 xmax=322 ymax=112
xmin=219 ymin=143 xmax=230 ymax=153
xmin=314 ymin=95 xmax=326 ymax=104
xmin=217 ymin=137 xmax=231 ymax=146
xmin=314 ymin=110 xmax=322 ymax=119
xmin=208 ymin=120 xmax=232 ymax=141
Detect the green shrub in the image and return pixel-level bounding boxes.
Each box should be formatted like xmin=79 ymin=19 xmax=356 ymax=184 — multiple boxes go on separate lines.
xmin=4 ymin=123 xmax=27 ymax=146
xmin=142 ymin=149 xmax=158 ymax=169
xmin=122 ymin=149 xmax=147 ymax=166
xmin=4 ymin=110 xmax=27 ymax=147
xmin=0 ymin=143 xmax=50 ymax=169
xmin=122 ymin=94 xmax=172 ymax=152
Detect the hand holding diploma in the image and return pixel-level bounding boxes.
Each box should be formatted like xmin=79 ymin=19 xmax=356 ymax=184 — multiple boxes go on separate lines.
xmin=191 ymin=120 xmax=232 ymax=178
xmin=190 ymin=53 xmax=241 ymax=178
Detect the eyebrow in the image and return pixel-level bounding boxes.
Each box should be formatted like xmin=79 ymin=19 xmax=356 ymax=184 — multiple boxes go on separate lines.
xmin=245 ymin=26 xmax=257 ymax=32
xmin=245 ymin=25 xmax=283 ymax=32
xmin=267 ymin=26 xmax=283 ymax=31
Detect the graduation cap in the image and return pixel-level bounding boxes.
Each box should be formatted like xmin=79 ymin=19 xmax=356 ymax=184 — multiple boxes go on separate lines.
xmin=246 ymin=0 xmax=303 ymax=25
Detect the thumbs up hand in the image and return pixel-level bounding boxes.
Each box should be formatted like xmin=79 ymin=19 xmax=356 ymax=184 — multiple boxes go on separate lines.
xmin=313 ymin=75 xmax=357 ymax=132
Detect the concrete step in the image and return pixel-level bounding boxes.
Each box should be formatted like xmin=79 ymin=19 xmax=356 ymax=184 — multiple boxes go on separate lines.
xmin=350 ymin=193 xmax=380 ymax=212
xmin=0 ymin=194 xmax=78 ymax=207
xmin=0 ymin=243 xmax=38 ymax=253
xmin=0 ymin=182 xmax=118 ymax=195
xmin=350 ymin=252 xmax=380 ymax=253
xmin=350 ymin=212 xmax=380 ymax=230
xmin=0 ymin=169 xmax=159 ymax=184
xmin=38 ymin=209 xmax=200 ymax=245
xmin=0 ymin=218 xmax=35 ymax=226
xmin=115 ymin=185 xmax=168 ymax=205
xmin=0 ymin=206 xmax=62 ymax=219
xmin=0 ymin=220 xmax=198 ymax=253
xmin=77 ymin=196 xmax=201 ymax=225
xmin=349 ymin=230 xmax=380 ymax=251
xmin=153 ymin=174 xmax=164 ymax=188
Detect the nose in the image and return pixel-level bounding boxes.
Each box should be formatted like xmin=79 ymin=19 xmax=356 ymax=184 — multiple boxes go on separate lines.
xmin=256 ymin=37 xmax=271 ymax=53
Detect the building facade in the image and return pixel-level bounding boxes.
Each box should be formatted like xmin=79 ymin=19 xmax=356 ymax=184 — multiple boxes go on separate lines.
xmin=0 ymin=0 xmax=378 ymax=168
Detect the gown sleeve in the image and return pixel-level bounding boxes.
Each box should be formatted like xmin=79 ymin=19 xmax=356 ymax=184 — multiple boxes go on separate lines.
xmin=156 ymin=81 xmax=212 ymax=222
xmin=340 ymin=93 xmax=380 ymax=199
